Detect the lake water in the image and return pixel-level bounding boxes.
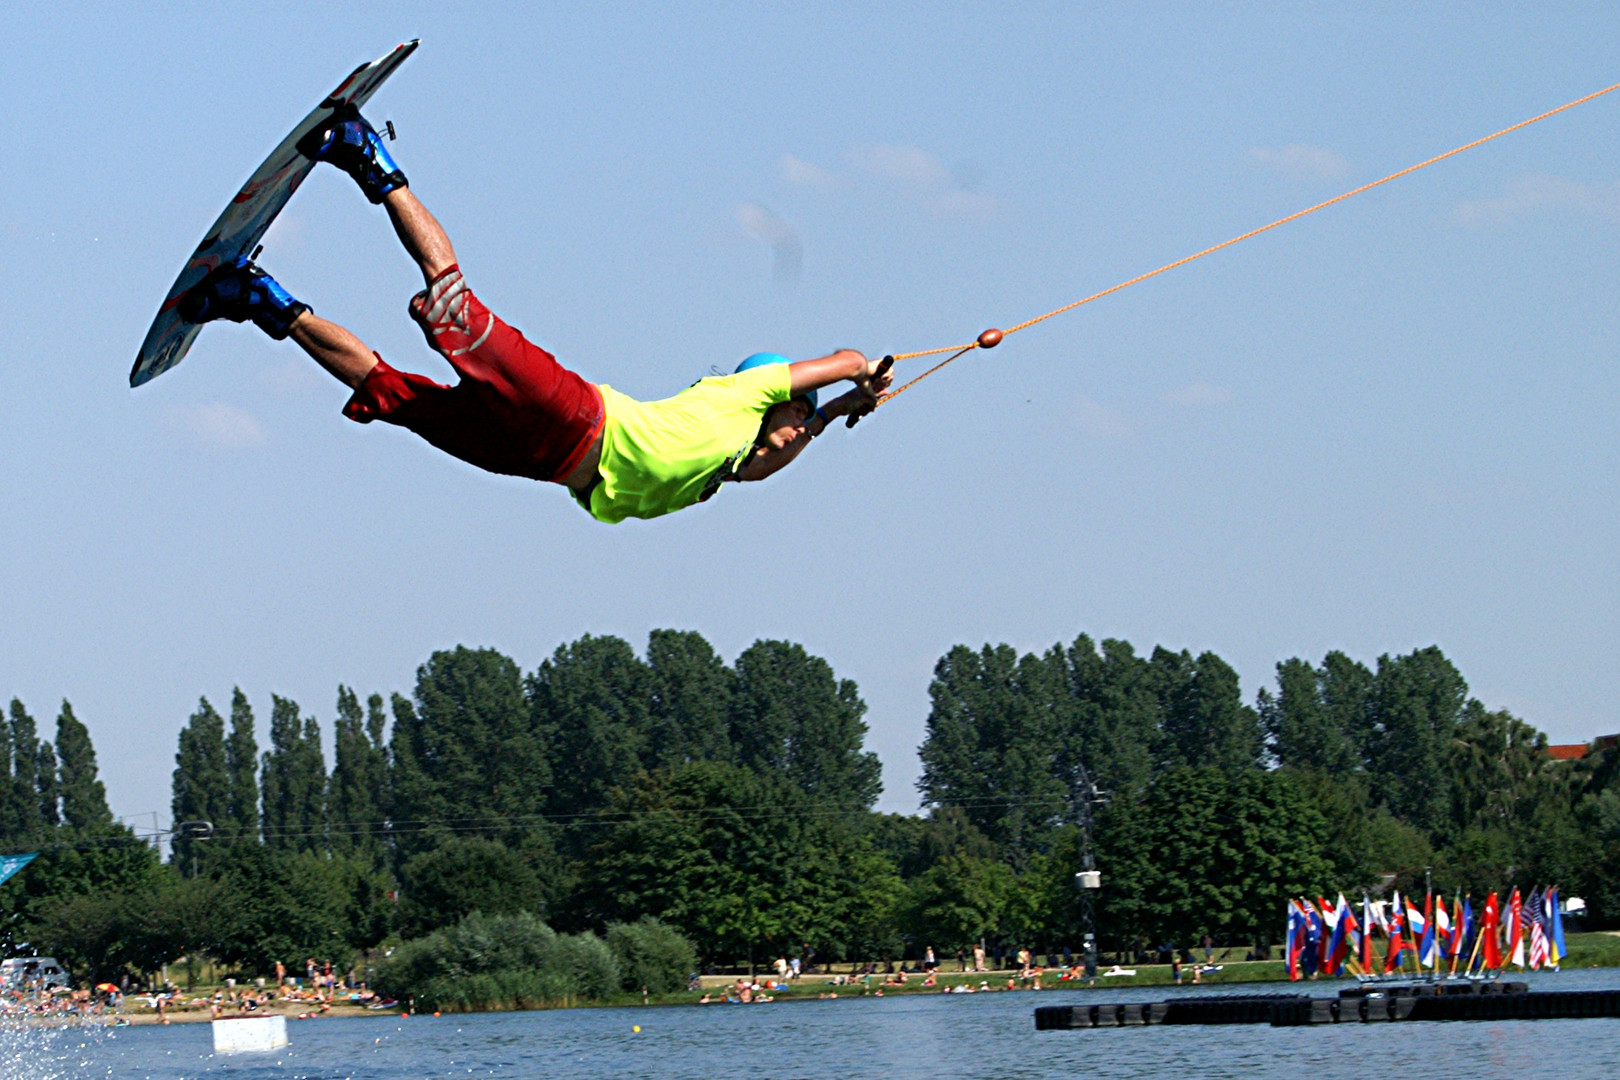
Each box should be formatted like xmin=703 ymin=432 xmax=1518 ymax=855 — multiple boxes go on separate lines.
xmin=6 ymin=969 xmax=1619 ymax=1080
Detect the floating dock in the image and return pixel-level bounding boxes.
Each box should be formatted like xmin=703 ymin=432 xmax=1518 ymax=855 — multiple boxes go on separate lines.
xmin=1035 ymin=983 xmax=1620 ymax=1029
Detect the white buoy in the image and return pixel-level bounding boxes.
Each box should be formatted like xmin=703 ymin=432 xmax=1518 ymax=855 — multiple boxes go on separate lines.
xmin=211 ymin=1014 xmax=289 ymax=1053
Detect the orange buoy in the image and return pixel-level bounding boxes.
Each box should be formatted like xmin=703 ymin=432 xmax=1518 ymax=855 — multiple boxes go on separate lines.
xmin=977 ymin=328 xmax=1003 ymax=349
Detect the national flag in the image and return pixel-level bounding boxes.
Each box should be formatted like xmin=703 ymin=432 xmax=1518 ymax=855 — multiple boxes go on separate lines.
xmin=1434 ymin=896 xmax=1453 ymax=967
xmin=0 ymin=853 xmax=37 ymax=887
xmin=1317 ymin=897 xmax=1337 ymax=971
xmin=1549 ymin=886 xmax=1566 ymax=969
xmin=1328 ymin=894 xmax=1357 ymax=974
xmin=1287 ymin=900 xmax=1305 ymax=981
xmin=1527 ymin=888 xmax=1549 ymax=970
xmin=1405 ymin=895 xmax=1429 ymax=971
xmin=1508 ymin=888 xmax=1525 ymax=969
xmin=1450 ymin=896 xmax=1472 ymax=974
xmin=1417 ymin=890 xmax=1437 ymax=969
xmin=1302 ymin=902 xmax=1323 ymax=977
xmin=1481 ymin=892 xmax=1502 ymax=970
xmin=1360 ymin=893 xmax=1376 ymax=973
xmin=1384 ymin=892 xmax=1407 ymax=974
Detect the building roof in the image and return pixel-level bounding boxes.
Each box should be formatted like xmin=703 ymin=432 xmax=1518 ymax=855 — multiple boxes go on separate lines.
xmin=1544 ymin=735 xmax=1619 ymax=761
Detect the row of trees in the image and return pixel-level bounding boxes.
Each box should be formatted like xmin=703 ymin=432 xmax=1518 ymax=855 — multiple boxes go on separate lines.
xmin=3 ymin=631 xmax=1617 ymax=986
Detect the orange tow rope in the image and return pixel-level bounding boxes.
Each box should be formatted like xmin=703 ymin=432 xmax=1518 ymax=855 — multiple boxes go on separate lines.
xmin=877 ymin=83 xmax=1620 ymax=407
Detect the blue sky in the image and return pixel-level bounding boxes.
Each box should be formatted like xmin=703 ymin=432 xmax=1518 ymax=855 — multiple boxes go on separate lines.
xmin=3 ymin=3 xmax=1618 ymax=826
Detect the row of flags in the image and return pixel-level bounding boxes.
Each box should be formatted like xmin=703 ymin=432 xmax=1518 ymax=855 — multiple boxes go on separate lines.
xmin=1286 ymin=886 xmax=1568 ymax=980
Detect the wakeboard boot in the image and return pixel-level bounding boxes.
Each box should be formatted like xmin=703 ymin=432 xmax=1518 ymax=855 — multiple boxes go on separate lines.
xmin=178 ymin=257 xmax=310 ymax=340
xmin=297 ymin=104 xmax=407 ymax=204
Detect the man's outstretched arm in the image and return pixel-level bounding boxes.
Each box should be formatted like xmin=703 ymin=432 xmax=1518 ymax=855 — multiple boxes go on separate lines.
xmin=739 ymin=351 xmax=894 ymax=482
xmin=788 ymin=349 xmax=890 ymax=401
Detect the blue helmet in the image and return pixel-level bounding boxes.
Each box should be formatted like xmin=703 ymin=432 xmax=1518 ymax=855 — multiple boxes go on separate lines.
xmin=735 ymin=352 xmax=816 ymax=412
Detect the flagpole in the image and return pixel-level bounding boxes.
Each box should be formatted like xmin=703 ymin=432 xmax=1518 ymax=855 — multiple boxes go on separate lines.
xmin=1458 ymin=893 xmax=1470 ymax=977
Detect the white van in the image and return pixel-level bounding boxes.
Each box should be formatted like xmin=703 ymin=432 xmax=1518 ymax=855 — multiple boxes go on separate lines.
xmin=0 ymin=957 xmax=72 ymax=990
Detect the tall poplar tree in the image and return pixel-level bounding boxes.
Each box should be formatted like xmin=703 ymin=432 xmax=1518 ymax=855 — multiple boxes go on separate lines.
xmin=261 ymin=695 xmax=327 ymax=853
xmin=56 ymin=700 xmax=111 ymax=830
xmin=224 ymin=689 xmax=260 ymax=844
xmin=531 ymin=634 xmax=650 ymax=822
xmin=7 ymin=700 xmax=43 ymax=841
xmin=730 ymin=639 xmax=882 ymax=808
xmin=172 ymin=698 xmax=229 ymax=874
xmin=35 ymin=740 xmax=59 ymax=829
xmin=331 ymin=686 xmax=388 ymax=856
xmin=1154 ymin=649 xmax=1264 ymax=776
xmin=1368 ymin=647 xmax=1466 ymax=835
xmin=1063 ymin=634 xmax=1159 ymax=802
xmin=0 ymin=711 xmax=14 ymax=840
xmin=646 ymin=629 xmax=735 ymax=768
xmin=917 ymin=643 xmax=1065 ymax=867
xmin=391 ymin=647 xmax=545 ymax=856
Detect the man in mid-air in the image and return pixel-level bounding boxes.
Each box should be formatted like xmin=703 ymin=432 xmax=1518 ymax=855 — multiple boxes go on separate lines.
xmin=180 ymin=108 xmax=892 ymax=523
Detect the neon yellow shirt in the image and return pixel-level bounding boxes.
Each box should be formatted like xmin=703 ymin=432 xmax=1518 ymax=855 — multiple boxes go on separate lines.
xmin=585 ymin=363 xmax=794 ymax=523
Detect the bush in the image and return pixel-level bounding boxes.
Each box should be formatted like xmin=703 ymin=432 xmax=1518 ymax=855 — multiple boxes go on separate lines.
xmin=550 ymin=932 xmax=621 ymax=1001
xmin=376 ymin=912 xmax=623 ymax=1010
xmin=606 ymin=918 xmax=697 ymax=994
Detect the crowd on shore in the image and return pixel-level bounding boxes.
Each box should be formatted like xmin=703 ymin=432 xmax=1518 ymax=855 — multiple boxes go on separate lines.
xmin=0 ymin=984 xmax=128 ymax=1024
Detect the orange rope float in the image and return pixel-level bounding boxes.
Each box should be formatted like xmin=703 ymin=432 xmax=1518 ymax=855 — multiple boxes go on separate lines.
xmin=876 ymin=82 xmax=1620 ymax=407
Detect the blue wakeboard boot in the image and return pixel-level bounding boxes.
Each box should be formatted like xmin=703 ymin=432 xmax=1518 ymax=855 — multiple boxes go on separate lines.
xmin=297 ymin=104 xmax=407 ymax=204
xmin=178 ymin=257 xmax=310 ymax=340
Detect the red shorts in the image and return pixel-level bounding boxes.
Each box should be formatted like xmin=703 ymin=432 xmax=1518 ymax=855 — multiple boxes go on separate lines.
xmin=342 ymin=266 xmax=604 ymax=483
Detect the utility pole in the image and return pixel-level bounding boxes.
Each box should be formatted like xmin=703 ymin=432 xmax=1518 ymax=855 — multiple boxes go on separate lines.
xmin=1071 ymin=763 xmax=1107 ymax=981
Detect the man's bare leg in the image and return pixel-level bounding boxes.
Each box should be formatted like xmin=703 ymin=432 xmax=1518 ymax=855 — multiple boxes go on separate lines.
xmin=288 ymin=311 xmax=378 ymax=389
xmin=382 ymin=187 xmax=458 ymax=285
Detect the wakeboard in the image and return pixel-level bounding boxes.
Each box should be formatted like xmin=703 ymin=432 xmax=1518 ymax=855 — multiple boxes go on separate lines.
xmin=130 ymin=40 xmax=419 ymax=387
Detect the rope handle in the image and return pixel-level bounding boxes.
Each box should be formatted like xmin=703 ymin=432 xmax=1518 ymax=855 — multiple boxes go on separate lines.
xmin=844 ymin=355 xmax=894 ymax=428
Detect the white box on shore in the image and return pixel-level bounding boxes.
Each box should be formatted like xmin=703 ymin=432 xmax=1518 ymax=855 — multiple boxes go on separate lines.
xmin=212 ymin=1014 xmax=289 ymax=1053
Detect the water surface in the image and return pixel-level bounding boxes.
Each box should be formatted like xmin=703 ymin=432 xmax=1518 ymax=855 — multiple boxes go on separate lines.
xmin=8 ymin=969 xmax=1618 ymax=1079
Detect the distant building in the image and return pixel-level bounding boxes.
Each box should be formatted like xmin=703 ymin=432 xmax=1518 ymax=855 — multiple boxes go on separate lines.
xmin=1545 ymin=734 xmax=1619 ymax=761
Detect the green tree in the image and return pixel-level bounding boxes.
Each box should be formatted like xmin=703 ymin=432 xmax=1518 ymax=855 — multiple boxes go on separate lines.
xmin=2 ymin=826 xmax=167 ymax=960
xmin=172 ymin=697 xmax=230 ymax=875
xmin=391 ymin=647 xmax=546 ymax=856
xmin=397 ymin=836 xmax=543 ymax=938
xmin=1154 ymin=649 xmax=1263 ymax=775
xmin=529 ymin=634 xmax=652 ymax=824
xmin=1095 ymin=767 xmax=1333 ymax=951
xmin=899 ymin=853 xmax=1014 ymax=952
xmin=56 ymin=699 xmax=112 ymax=830
xmin=1062 ymin=635 xmax=1159 ymax=802
xmin=1260 ymin=657 xmax=1359 ymax=774
xmin=646 ymin=629 xmax=734 ymax=768
xmin=730 ymin=639 xmax=882 ymax=808
xmin=1368 ymin=647 xmax=1467 ymax=834
xmin=331 ymin=686 xmax=388 ymax=856
xmin=582 ymin=762 xmax=864 ymax=969
xmin=0 ymin=709 xmax=14 ymax=840
xmin=224 ymin=688 xmax=260 ymax=844
xmin=1319 ymin=650 xmax=1376 ymax=770
xmin=204 ymin=844 xmax=387 ymax=974
xmin=261 ymin=695 xmax=327 ymax=854
xmin=917 ymin=644 xmax=1066 ymax=866
xmin=866 ymin=805 xmax=997 ymax=880
xmin=35 ymin=739 xmax=59 ymax=829
xmin=6 ymin=700 xmax=44 ymax=842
